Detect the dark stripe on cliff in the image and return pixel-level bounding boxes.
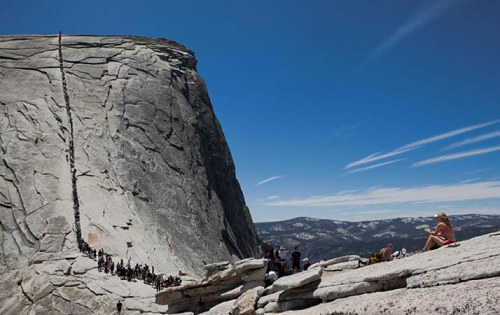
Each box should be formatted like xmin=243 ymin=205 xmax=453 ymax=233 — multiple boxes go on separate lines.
xmin=57 ymin=31 xmax=82 ymax=244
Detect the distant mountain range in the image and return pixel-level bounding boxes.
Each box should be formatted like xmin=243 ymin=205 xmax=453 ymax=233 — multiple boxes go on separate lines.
xmin=255 ymin=214 xmax=500 ymax=263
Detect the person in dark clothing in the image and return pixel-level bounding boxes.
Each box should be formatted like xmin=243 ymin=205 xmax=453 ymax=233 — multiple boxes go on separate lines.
xmin=127 ymin=267 xmax=132 ymax=281
xmin=156 ymin=275 xmax=161 ymax=292
xmin=97 ymin=257 xmax=103 ymax=272
xmin=116 ymin=301 xmax=123 ymax=314
xmin=110 ymin=261 xmax=115 ymax=275
xmin=291 ymin=246 xmax=301 ymax=272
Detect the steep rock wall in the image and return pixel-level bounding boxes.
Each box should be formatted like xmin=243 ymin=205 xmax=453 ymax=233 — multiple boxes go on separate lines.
xmin=0 ymin=34 xmax=259 ymax=278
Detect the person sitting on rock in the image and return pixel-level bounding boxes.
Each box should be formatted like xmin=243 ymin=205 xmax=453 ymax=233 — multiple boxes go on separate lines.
xmin=303 ymin=258 xmax=311 ymax=270
xmin=380 ymin=244 xmax=394 ymax=261
xmin=392 ymin=248 xmax=407 ymax=259
xmin=167 ymin=275 xmax=174 ymax=287
xmin=264 ymin=271 xmax=278 ymax=287
xmin=423 ymin=212 xmax=456 ymax=251
xmin=174 ymin=276 xmax=182 ymax=286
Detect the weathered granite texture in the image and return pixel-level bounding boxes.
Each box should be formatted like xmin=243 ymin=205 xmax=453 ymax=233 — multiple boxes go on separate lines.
xmin=170 ymin=232 xmax=500 ymax=315
xmin=0 ymin=34 xmax=259 ymax=314
xmin=156 ymin=258 xmax=267 ymax=313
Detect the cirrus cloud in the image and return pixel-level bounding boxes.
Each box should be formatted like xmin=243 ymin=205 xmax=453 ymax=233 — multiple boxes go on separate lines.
xmin=254 ymin=175 xmax=284 ymax=187
xmin=265 ymin=181 xmax=500 ymax=207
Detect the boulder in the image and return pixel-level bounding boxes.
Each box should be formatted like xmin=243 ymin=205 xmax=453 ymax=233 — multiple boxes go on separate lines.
xmin=263 ymin=301 xmax=279 ymax=313
xmin=256 ymin=290 xmax=283 ymax=308
xmin=241 ymin=267 xmax=267 ymax=282
xmin=71 ymin=256 xmax=97 ymax=274
xmin=323 ymin=260 xmax=360 ymax=272
xmin=198 ymin=299 xmax=237 ymax=315
xmin=231 ymin=286 xmax=265 ymax=315
xmin=279 ymin=276 xmax=500 ymax=315
xmin=309 ymin=255 xmax=360 ymax=269
xmin=266 ymin=268 xmax=322 ymax=294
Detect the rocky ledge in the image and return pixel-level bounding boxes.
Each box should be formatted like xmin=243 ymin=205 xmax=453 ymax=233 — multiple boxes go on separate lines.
xmin=156 ymin=231 xmax=500 ymax=315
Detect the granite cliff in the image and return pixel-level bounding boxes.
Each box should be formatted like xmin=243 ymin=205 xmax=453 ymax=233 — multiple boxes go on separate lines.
xmin=0 ymin=34 xmax=259 ymax=314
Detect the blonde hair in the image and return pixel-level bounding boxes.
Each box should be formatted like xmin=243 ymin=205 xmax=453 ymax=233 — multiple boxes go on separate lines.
xmin=435 ymin=213 xmax=451 ymax=226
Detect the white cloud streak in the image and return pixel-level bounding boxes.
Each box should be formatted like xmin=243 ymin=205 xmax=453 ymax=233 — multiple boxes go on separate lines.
xmin=346 ymin=159 xmax=404 ymax=174
xmin=360 ymin=0 xmax=460 ymax=67
xmin=445 ymin=130 xmax=500 ymax=150
xmin=265 ymin=181 xmax=500 ymax=207
xmin=254 ymin=175 xmax=284 ymax=187
xmin=266 ymin=195 xmax=281 ymax=200
xmin=456 ymin=168 xmax=494 ymax=178
xmin=345 ymin=119 xmax=500 ymax=170
xmin=412 ymin=145 xmax=500 ymax=167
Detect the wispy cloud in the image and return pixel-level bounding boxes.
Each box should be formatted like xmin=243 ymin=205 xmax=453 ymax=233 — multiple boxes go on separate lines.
xmin=445 ymin=130 xmax=500 ymax=150
xmin=346 ymin=159 xmax=404 ymax=174
xmin=360 ymin=0 xmax=460 ymax=67
xmin=265 ymin=181 xmax=500 ymax=207
xmin=456 ymin=168 xmax=494 ymax=178
xmin=254 ymin=175 xmax=284 ymax=187
xmin=458 ymin=178 xmax=481 ymax=184
xmin=345 ymin=119 xmax=500 ymax=170
xmin=266 ymin=195 xmax=281 ymax=200
xmin=412 ymin=145 xmax=500 ymax=167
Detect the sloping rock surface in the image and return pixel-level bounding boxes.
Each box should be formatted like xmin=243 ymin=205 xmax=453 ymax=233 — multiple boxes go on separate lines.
xmin=264 ymin=231 xmax=500 ymax=315
xmin=168 ymin=232 xmax=500 ymax=315
xmin=0 ymin=34 xmax=259 ymax=314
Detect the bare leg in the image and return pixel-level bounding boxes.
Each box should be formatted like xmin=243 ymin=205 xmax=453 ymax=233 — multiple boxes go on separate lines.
xmin=423 ymin=235 xmax=434 ymax=251
xmin=424 ymin=235 xmax=445 ymax=251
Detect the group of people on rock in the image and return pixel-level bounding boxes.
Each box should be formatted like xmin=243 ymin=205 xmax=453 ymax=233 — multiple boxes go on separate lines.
xmin=262 ymin=245 xmax=311 ymax=285
xmin=264 ymin=212 xmax=458 ymax=274
xmin=365 ymin=212 xmax=458 ymax=265
xmin=78 ymin=239 xmax=182 ymax=292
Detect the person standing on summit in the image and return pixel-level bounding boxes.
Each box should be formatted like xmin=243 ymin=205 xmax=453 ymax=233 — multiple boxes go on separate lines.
xmin=291 ymin=246 xmax=302 ymax=273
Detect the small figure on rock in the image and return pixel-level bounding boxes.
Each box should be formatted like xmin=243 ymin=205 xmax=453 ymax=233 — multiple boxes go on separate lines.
xmin=156 ymin=274 xmax=162 ymax=292
xmin=380 ymin=244 xmax=394 ymax=262
xmin=423 ymin=212 xmax=457 ymax=251
xmin=291 ymin=246 xmax=302 ymax=273
xmin=303 ymin=258 xmax=311 ymax=270
xmin=116 ymin=300 xmax=122 ymax=314
xmin=264 ymin=270 xmax=278 ymax=287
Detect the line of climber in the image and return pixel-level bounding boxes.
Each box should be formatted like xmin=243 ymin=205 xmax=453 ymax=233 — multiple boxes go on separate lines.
xmin=78 ymin=239 xmax=183 ymax=292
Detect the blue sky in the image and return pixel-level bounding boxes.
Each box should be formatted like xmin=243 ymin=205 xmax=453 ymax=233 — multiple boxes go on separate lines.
xmin=2 ymin=0 xmax=500 ymax=222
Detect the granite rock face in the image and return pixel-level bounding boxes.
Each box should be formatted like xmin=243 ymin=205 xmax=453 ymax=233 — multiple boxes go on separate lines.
xmin=0 ymin=34 xmax=259 ymax=314
xmin=165 ymin=232 xmax=500 ymax=315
